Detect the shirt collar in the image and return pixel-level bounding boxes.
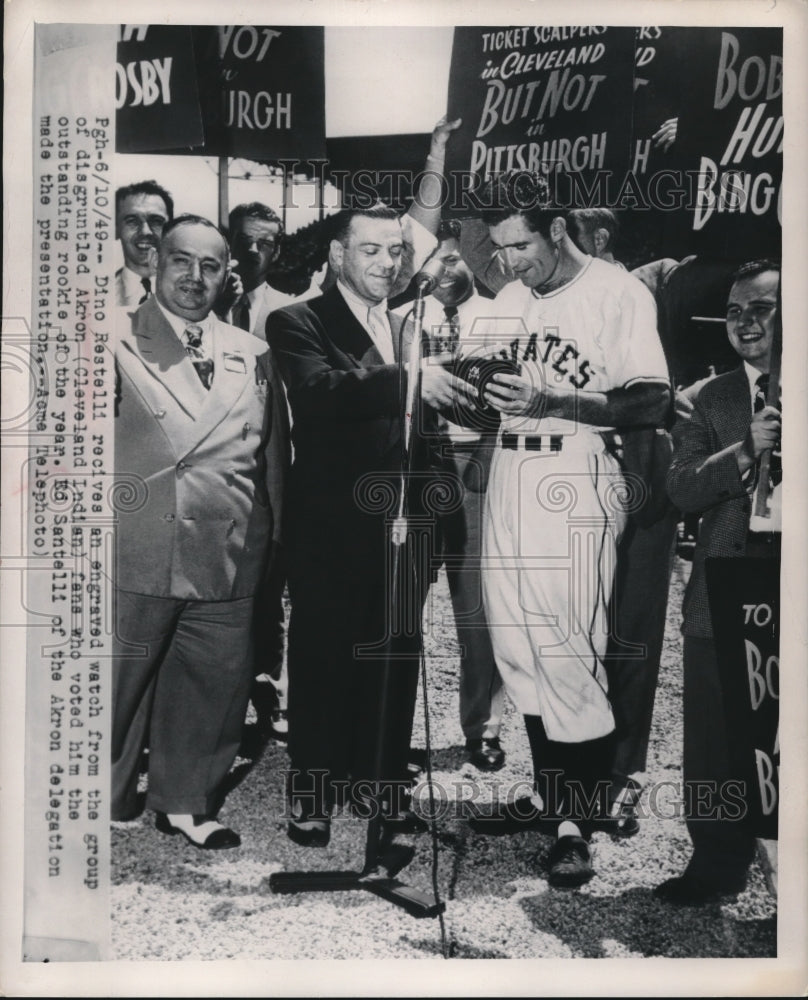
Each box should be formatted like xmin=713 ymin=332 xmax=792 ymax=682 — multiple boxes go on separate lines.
xmin=337 ymin=279 xmax=388 ymax=324
xmin=743 ymin=361 xmax=768 ymax=396
xmin=454 ymin=288 xmax=479 ymax=317
xmin=122 ymin=264 xmax=150 ymax=297
xmin=244 ymin=282 xmax=272 ymax=309
xmin=154 ymin=297 xmax=213 ymax=342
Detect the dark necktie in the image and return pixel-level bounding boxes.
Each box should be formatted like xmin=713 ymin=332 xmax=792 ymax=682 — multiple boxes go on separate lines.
xmin=183 ymin=325 xmax=214 ymax=390
xmin=232 ymin=294 xmax=251 ymax=332
xmin=442 ymin=304 xmax=460 ymax=355
xmin=138 ymin=276 xmax=151 ymax=304
xmin=755 ymin=373 xmax=782 ymax=486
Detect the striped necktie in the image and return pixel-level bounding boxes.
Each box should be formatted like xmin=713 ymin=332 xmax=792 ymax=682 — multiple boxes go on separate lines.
xmin=443 ymin=304 xmax=460 ymax=355
xmin=183 ymin=325 xmax=214 ymax=390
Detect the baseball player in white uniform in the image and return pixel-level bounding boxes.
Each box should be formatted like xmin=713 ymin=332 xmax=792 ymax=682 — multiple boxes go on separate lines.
xmin=466 ymin=172 xmax=670 ymax=887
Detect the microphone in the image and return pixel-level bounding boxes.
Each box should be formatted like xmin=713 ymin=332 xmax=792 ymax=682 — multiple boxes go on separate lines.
xmin=414 ymin=257 xmax=445 ymax=295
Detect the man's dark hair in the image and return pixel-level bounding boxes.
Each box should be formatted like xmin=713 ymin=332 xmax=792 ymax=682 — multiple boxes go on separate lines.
xmin=160 ymin=214 xmax=229 ymax=255
xmin=329 ymin=203 xmax=401 ymax=244
xmin=436 ymin=219 xmax=462 ymax=244
xmin=730 ymin=259 xmax=781 ymax=284
xmin=567 ymin=208 xmax=619 ymax=249
xmin=477 ymin=171 xmax=562 ymax=237
xmin=115 ymin=180 xmax=174 ymax=220
xmin=228 ymin=202 xmax=284 ymax=237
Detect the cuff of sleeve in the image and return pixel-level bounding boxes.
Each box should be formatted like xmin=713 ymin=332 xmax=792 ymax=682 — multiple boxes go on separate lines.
xmin=401 ymin=213 xmax=439 ymax=271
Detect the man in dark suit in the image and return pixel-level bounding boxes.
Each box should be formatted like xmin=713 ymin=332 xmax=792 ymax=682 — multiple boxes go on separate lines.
xmin=112 ymin=215 xmax=288 ymax=848
xmin=267 ymin=201 xmax=474 ymax=848
xmin=655 ymin=260 xmax=781 ymax=903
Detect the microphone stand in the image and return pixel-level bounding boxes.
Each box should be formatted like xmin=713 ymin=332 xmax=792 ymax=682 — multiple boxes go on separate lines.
xmin=753 ymin=281 xmax=782 ymax=518
xmin=269 ymin=276 xmax=445 ymax=919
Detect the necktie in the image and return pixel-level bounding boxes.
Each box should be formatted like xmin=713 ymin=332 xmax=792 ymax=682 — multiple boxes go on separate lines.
xmin=755 ymin=374 xmax=782 ymax=486
xmin=232 ymin=294 xmax=251 ymax=332
xmin=443 ymin=304 xmax=460 ymax=355
xmin=138 ymin=277 xmax=151 ymax=305
xmin=183 ymin=325 xmax=214 ymax=390
xmin=367 ymin=307 xmax=394 ymax=363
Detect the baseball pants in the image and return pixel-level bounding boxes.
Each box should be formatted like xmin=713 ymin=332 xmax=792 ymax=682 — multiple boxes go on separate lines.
xmin=482 ymin=440 xmax=624 ymax=743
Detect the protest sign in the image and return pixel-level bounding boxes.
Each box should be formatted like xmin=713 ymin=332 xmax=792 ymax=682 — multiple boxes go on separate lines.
xmin=192 ymin=25 xmax=326 ymax=161
xmin=116 ymin=25 xmax=203 ymax=153
xmin=673 ymin=28 xmax=782 ymax=258
xmin=445 ymin=26 xmax=636 ymax=210
xmin=707 ymin=556 xmax=780 ymax=840
xmin=116 ymin=26 xmax=326 ymax=162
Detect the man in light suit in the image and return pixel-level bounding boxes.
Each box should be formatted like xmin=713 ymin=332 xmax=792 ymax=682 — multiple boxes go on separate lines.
xmin=114 ymin=180 xmax=173 ymax=306
xmin=112 ymin=215 xmax=288 ymax=848
xmin=655 ymin=260 xmax=781 ymax=903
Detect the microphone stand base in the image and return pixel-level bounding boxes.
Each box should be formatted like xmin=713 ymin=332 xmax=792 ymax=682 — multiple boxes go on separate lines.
xmin=268 ymin=867 xmax=445 ymax=920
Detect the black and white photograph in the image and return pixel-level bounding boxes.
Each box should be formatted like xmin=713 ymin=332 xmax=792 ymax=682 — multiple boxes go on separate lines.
xmin=2 ymin=0 xmax=807 ymax=995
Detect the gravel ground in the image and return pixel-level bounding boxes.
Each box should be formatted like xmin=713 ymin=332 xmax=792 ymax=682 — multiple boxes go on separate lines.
xmin=111 ymin=556 xmax=777 ymax=961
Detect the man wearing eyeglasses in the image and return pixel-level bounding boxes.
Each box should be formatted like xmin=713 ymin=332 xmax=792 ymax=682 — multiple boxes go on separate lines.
xmin=221 ymin=202 xmax=298 ymax=339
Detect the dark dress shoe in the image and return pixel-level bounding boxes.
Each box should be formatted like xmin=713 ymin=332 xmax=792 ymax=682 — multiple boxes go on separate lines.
xmin=466 ymin=737 xmax=506 ymax=772
xmin=654 ymin=872 xmax=746 ymax=905
xmin=598 ymin=778 xmax=641 ymax=837
xmin=155 ymin=812 xmax=241 ymax=850
xmin=547 ymin=835 xmax=594 ymax=888
xmin=287 ymin=817 xmax=331 ymax=848
xmin=468 ymin=796 xmax=547 ymax=835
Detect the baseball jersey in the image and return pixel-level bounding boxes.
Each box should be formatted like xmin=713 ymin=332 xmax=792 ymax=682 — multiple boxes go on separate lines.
xmin=467 ymin=257 xmax=669 ymax=437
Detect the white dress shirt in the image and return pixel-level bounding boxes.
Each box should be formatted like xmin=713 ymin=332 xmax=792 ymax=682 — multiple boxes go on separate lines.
xmin=117 ymin=265 xmax=152 ymax=307
xmin=228 ymin=281 xmax=297 ymax=339
xmin=336 ymin=280 xmax=395 ymax=364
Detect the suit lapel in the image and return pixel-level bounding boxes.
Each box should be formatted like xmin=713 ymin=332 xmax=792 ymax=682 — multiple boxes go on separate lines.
xmin=320 ymin=287 xmax=385 ymax=367
xmin=711 ymin=366 xmax=752 ymax=447
xmin=119 ymin=296 xmax=208 ymax=418
xmin=119 ymin=300 xmax=257 ymax=458
xmin=175 ymin=319 xmax=253 ymax=455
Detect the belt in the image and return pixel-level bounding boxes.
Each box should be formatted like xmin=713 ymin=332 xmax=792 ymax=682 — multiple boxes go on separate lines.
xmin=500 ymin=433 xmax=563 ymax=452
xmin=747 ymin=531 xmax=781 ymax=545
xmin=443 ymin=440 xmax=481 ymax=455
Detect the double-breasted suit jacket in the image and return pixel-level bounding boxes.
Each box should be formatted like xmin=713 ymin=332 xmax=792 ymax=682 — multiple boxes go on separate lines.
xmin=267 ymin=286 xmax=441 ymax=810
xmin=112 ymin=295 xmax=288 ymax=818
xmin=115 ymin=296 xmax=287 ymax=599
xmin=667 ymin=365 xmax=755 ymax=639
